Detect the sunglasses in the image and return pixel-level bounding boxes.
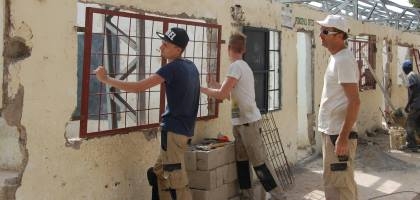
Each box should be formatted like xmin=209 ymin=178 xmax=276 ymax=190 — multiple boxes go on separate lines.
xmin=321 ymin=30 xmax=338 ymax=35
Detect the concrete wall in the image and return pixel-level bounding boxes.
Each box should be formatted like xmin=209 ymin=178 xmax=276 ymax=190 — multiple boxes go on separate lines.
xmin=2 ymin=0 xmax=419 ymax=199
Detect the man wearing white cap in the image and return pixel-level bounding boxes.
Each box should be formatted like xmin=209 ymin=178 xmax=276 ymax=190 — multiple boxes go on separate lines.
xmin=316 ymin=15 xmax=360 ymax=200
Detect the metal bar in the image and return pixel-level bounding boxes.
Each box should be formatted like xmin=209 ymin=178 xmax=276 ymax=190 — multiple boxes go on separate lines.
xmin=105 ymin=21 xmax=137 ymax=50
xmin=137 ymin=18 xmax=146 ymax=125
xmin=110 ymin=93 xmax=137 ymax=121
xmin=80 ymin=7 xmax=94 ymax=138
xmin=87 ymin=7 xmax=221 ymax=28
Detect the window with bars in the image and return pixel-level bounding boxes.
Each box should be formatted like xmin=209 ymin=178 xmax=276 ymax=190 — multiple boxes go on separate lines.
xmin=243 ymin=27 xmax=281 ymax=113
xmin=348 ymin=35 xmax=376 ymax=91
xmin=76 ymin=6 xmax=221 ymax=138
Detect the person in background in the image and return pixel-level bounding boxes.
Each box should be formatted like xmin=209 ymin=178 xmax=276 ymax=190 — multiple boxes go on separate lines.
xmin=95 ymin=27 xmax=200 ymax=200
xmin=316 ymin=15 xmax=361 ymax=200
xmin=200 ymin=32 xmax=286 ymax=200
xmin=401 ymin=60 xmax=420 ymax=152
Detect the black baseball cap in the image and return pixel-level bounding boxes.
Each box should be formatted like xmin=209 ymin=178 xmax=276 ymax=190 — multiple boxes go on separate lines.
xmin=156 ymin=27 xmax=189 ymax=49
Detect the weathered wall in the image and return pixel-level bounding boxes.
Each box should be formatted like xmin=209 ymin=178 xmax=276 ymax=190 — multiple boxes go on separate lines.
xmin=5 ymin=0 xmax=420 ymax=200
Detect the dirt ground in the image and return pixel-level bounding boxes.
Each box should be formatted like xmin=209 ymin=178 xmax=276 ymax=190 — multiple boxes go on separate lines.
xmin=284 ymin=131 xmax=420 ymax=200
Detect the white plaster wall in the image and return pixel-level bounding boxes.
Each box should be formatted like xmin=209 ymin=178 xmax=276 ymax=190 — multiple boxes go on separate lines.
xmin=9 ymin=0 xmax=420 ymax=199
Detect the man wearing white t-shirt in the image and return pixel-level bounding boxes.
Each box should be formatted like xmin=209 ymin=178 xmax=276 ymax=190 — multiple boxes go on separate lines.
xmin=201 ymin=32 xmax=286 ymax=200
xmin=316 ymin=15 xmax=361 ymax=200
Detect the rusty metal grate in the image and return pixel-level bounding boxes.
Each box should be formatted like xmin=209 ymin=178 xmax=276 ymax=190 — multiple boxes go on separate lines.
xmin=348 ymin=36 xmax=376 ymax=91
xmin=80 ymin=7 xmax=222 ymax=138
xmin=260 ymin=112 xmax=294 ymax=190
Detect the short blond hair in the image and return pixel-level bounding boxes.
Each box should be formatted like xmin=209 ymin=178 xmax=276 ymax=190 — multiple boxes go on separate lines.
xmin=229 ymin=32 xmax=246 ymax=53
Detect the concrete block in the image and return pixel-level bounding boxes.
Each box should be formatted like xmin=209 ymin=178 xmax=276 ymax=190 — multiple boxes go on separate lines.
xmin=196 ymin=142 xmax=235 ymax=170
xmin=196 ymin=147 xmax=225 ymax=170
xmin=226 ymin=181 xmax=240 ymax=199
xmin=216 ymin=165 xmax=225 ymax=188
xmin=191 ymin=184 xmax=228 ymax=200
xmin=224 ymin=143 xmax=236 ymax=163
xmin=184 ymin=150 xmax=196 ymax=171
xmin=224 ymin=162 xmax=237 ymax=183
xmin=187 ymin=169 xmax=216 ymax=190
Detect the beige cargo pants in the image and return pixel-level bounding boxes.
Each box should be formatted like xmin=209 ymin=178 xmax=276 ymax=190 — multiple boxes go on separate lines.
xmin=233 ymin=120 xmax=285 ymax=199
xmin=153 ymin=131 xmax=192 ymax=200
xmin=322 ymin=133 xmax=358 ymax=200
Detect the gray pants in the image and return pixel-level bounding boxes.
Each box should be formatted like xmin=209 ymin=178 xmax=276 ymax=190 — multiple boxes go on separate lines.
xmin=406 ymin=109 xmax=420 ymax=149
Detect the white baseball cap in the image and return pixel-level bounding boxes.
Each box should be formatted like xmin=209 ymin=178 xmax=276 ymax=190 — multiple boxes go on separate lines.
xmin=316 ymin=15 xmax=349 ymax=33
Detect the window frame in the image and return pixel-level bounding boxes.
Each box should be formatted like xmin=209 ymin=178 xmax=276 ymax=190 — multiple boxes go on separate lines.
xmin=79 ymin=7 xmax=222 ymax=138
xmin=243 ymin=26 xmax=281 ymax=114
xmin=348 ymin=35 xmax=377 ymax=91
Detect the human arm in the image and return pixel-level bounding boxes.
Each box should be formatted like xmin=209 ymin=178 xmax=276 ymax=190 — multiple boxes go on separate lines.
xmin=335 ymin=83 xmax=360 ymax=156
xmin=200 ymin=76 xmax=238 ymax=100
xmin=94 ymin=66 xmax=164 ymax=93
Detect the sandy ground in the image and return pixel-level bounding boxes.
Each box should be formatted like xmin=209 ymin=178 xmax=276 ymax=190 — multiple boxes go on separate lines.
xmin=284 ymin=132 xmax=420 ymax=200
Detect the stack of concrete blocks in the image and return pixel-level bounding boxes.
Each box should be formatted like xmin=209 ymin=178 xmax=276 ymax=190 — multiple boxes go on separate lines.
xmin=185 ymin=142 xmax=241 ymax=200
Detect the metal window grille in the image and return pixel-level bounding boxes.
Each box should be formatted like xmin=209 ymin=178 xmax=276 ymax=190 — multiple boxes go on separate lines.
xmin=348 ymin=36 xmax=376 ymax=91
xmin=243 ymin=27 xmax=281 ymax=113
xmin=268 ymin=31 xmax=281 ymax=111
xmin=80 ymin=8 xmax=221 ymax=138
xmin=260 ymin=112 xmax=294 ymax=190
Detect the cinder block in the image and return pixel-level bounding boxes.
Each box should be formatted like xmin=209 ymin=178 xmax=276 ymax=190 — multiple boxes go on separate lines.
xmin=216 ymin=165 xmax=225 ymax=188
xmin=187 ymin=169 xmax=217 ymax=190
xmin=224 ymin=143 xmax=236 ymax=163
xmin=224 ymin=162 xmax=237 ymax=183
xmin=184 ymin=150 xmax=196 ymax=171
xmin=196 ymin=142 xmax=235 ymax=170
xmin=191 ymin=184 xmax=228 ymax=200
xmin=196 ymin=147 xmax=225 ymax=170
xmin=226 ymin=181 xmax=240 ymax=199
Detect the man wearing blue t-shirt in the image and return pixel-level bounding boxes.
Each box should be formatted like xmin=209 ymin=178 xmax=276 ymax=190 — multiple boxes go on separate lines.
xmin=95 ymin=27 xmax=199 ymax=200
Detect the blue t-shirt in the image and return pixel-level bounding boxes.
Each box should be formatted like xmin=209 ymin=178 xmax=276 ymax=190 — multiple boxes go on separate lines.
xmin=156 ymin=58 xmax=200 ymax=137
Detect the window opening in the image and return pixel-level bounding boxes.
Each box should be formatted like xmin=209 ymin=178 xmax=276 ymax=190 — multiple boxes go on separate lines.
xmin=348 ymin=35 xmax=376 ymax=91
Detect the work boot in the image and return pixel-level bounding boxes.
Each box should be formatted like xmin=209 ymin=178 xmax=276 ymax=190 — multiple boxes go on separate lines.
xmin=268 ymin=187 xmax=287 ymax=200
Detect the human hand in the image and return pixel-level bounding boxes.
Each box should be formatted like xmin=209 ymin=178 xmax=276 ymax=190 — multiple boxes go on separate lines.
xmin=94 ymin=66 xmax=108 ymax=83
xmin=335 ymin=135 xmax=349 ymax=157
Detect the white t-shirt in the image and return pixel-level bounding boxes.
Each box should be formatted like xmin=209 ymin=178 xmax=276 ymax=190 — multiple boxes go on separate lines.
xmin=227 ymin=60 xmax=261 ymax=125
xmin=318 ymin=48 xmax=359 ymax=135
